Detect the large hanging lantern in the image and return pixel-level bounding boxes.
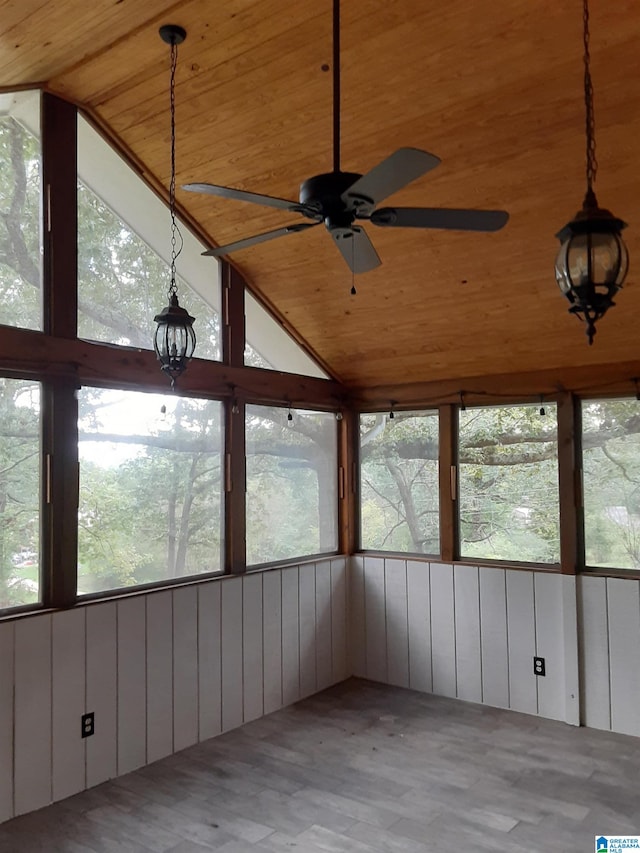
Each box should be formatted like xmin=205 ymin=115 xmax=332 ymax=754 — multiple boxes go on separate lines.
xmin=153 ymin=292 xmax=196 ymax=386
xmin=153 ymin=24 xmax=196 ymax=386
xmin=554 ymin=0 xmax=629 ymax=345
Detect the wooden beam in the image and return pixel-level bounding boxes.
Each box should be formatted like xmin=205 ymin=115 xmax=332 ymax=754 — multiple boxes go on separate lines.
xmin=42 ymin=92 xmax=77 ymax=339
xmin=350 ymin=361 xmax=640 ymax=410
xmin=41 ymin=378 xmax=79 ymax=607
xmin=337 ymin=408 xmax=357 ymax=555
xmin=222 ymin=261 xmax=246 ymax=368
xmin=0 ymin=326 xmax=345 ymax=407
xmin=557 ymin=393 xmax=583 ymax=575
xmin=224 ymin=398 xmax=246 ymax=574
xmin=439 ymin=404 xmax=458 ymax=563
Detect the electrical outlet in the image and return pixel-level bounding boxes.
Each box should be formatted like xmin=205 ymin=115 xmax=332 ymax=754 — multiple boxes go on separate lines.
xmin=533 ymin=657 xmax=546 ymax=677
xmin=81 ymin=712 xmax=95 ymax=738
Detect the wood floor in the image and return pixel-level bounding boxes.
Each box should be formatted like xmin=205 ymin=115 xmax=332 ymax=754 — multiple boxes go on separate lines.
xmin=1 ymin=678 xmax=639 ymax=853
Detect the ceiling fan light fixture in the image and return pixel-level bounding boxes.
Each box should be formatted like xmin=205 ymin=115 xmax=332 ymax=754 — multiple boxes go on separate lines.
xmin=554 ymin=0 xmax=629 ymax=344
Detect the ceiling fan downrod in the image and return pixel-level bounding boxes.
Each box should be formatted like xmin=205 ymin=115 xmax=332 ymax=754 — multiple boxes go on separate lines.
xmin=333 ymin=0 xmax=341 ymax=174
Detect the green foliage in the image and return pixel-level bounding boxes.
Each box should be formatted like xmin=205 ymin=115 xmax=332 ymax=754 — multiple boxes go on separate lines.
xmin=245 ymin=407 xmax=337 ymax=564
xmin=0 ymin=115 xmax=42 ymax=329
xmin=458 ymin=404 xmax=560 ymax=563
xmin=582 ymin=399 xmax=640 ymax=568
xmin=77 ymin=392 xmax=223 ymax=593
xmin=360 ymin=412 xmax=439 ymax=553
xmin=0 ymin=379 xmax=40 ymax=608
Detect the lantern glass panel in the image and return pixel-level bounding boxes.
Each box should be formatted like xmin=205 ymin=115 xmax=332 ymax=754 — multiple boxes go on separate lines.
xmin=554 ymin=240 xmax=573 ymax=295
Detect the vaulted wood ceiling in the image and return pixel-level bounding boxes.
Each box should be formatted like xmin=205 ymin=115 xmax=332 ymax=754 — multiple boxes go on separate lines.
xmin=2 ymin=0 xmax=639 ymax=389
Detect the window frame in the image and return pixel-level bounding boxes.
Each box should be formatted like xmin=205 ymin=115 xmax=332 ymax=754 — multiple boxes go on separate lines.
xmin=357 ymin=408 xmax=441 ymax=557
xmin=244 ymin=402 xmax=341 ymax=569
xmin=456 ymin=400 xmax=561 ymax=567
xmin=0 ymin=91 xmax=342 ymax=617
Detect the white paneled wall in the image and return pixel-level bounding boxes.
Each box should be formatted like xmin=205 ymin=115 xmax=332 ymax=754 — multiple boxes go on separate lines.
xmin=0 ymin=623 xmax=14 ymax=824
xmin=0 ymin=557 xmax=348 ymax=824
xmin=351 ymin=556 xmax=574 ymax=724
xmin=579 ymin=575 xmax=640 ymax=736
xmin=4 ymin=555 xmax=640 ymax=827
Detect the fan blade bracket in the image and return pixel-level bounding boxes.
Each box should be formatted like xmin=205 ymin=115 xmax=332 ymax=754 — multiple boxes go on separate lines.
xmin=289 ymin=202 xmax=324 ymax=220
xmin=368 ymin=207 xmax=397 ymax=226
xmin=344 ymin=192 xmax=376 ymax=218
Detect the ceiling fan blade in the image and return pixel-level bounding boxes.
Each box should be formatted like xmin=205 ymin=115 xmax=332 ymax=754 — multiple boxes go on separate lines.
xmin=183 ymin=182 xmax=310 ymax=214
xmin=343 ymin=148 xmax=441 ymax=209
xmin=330 ymin=226 xmax=381 ymax=274
xmin=202 ymin=222 xmax=319 ymax=257
xmin=370 ymin=206 xmax=509 ymax=232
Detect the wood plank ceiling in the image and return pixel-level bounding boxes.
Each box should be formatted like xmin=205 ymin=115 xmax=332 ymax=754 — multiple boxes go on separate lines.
xmin=2 ymin=0 xmax=639 ymax=390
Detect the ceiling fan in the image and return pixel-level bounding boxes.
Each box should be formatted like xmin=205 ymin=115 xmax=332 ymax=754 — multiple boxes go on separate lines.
xmin=183 ymin=0 xmax=509 ymax=274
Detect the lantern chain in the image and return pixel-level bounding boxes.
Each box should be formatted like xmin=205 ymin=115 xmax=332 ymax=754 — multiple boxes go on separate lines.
xmin=583 ymin=0 xmax=598 ymax=202
xmin=169 ymin=38 xmax=183 ymax=297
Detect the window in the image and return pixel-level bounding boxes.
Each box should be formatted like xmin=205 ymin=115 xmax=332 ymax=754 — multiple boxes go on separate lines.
xmin=582 ymin=398 xmax=640 ymax=570
xmin=458 ymin=403 xmax=560 ymax=563
xmin=0 ymin=378 xmax=41 ymax=608
xmin=0 ymin=90 xmax=42 ymax=331
xmin=76 ymin=115 xmax=221 ymax=359
xmin=245 ymin=405 xmax=337 ymax=564
xmin=359 ymin=411 xmax=439 ymax=553
xmin=78 ymin=387 xmax=223 ymax=594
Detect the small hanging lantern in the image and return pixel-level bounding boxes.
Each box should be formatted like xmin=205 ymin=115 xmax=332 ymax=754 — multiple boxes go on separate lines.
xmin=154 ymin=24 xmax=196 ymax=386
xmin=554 ymin=0 xmax=629 ymax=345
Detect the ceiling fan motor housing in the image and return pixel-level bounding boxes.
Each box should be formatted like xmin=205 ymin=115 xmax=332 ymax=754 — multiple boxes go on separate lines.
xmin=299 ymin=171 xmax=371 ymax=232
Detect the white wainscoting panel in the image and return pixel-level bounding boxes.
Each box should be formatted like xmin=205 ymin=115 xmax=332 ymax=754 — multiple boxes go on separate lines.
xmin=198 ymin=582 xmax=222 ymax=740
xmin=349 ymin=555 xmax=366 ymax=677
xmin=534 ymin=572 xmax=564 ymax=721
xmin=385 ymin=559 xmax=409 ymax=688
xmin=364 ymin=556 xmax=387 ymax=683
xmin=352 ymin=558 xmax=578 ymax=726
xmin=221 ymin=577 xmax=243 ymax=732
xmin=479 ymin=566 xmax=509 ymax=709
xmin=607 ymin=577 xmax=640 ymax=737
xmin=86 ymin=602 xmax=117 ymax=789
xmin=578 ymin=575 xmax=611 ymax=731
xmin=430 ymin=563 xmax=457 ymax=698
xmin=506 ymin=569 xmax=538 ymax=715
xmin=52 ymin=609 xmax=86 ymax=802
xmin=406 ymin=560 xmax=432 ymax=693
xmin=281 ymin=566 xmax=300 ymax=707
xmin=454 ymin=565 xmax=482 ymax=704
xmin=331 ymin=558 xmax=348 ymax=683
xmin=299 ymin=564 xmax=317 ymax=699
xmin=0 ymin=622 xmax=14 ymax=823
xmin=117 ymin=596 xmax=147 ymax=776
xmin=263 ymin=570 xmax=283 ymax=715
xmin=243 ymin=573 xmax=264 ymax=723
xmin=14 ymin=615 xmax=52 ymax=816
xmin=560 ymin=576 xmax=580 ymax=726
xmin=173 ymin=585 xmax=199 ymax=751
xmin=146 ymin=590 xmax=173 ymax=764
xmin=1 ymin=558 xmax=350 ymax=828
xmin=315 ymin=561 xmax=333 ymax=692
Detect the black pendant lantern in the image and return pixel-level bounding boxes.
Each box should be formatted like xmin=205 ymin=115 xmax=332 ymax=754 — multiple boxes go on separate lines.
xmin=554 ymin=0 xmax=629 ymax=345
xmin=154 ymin=24 xmax=196 ymax=386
